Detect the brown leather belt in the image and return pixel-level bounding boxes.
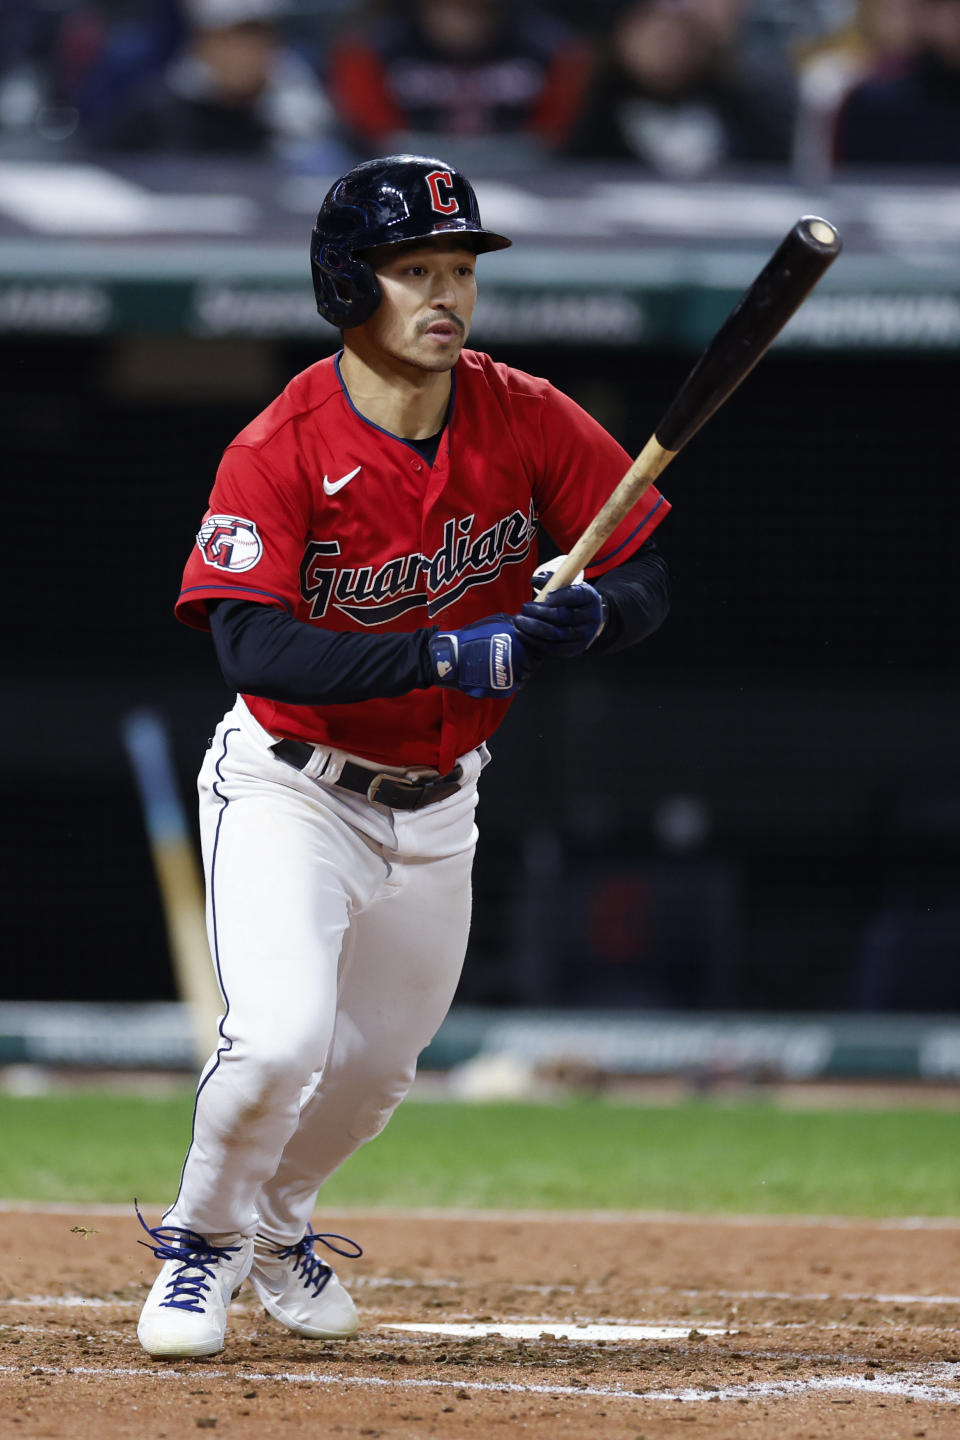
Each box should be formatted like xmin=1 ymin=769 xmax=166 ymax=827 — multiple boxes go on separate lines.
xmin=271 ymin=738 xmax=463 ymax=810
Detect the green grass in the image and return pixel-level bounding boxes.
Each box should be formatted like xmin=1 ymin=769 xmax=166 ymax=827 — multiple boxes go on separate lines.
xmin=1 ymin=1091 xmax=958 ymax=1217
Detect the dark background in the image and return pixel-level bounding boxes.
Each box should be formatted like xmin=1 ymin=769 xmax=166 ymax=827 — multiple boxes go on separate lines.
xmin=5 ymin=334 xmax=958 ymax=1012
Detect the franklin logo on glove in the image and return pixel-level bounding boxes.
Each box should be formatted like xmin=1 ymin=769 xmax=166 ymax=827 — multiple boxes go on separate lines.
xmin=491 ymin=635 xmax=512 ymax=690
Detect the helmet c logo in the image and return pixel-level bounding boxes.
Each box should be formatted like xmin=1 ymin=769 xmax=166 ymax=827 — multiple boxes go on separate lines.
xmin=426 ymin=169 xmax=458 ymax=216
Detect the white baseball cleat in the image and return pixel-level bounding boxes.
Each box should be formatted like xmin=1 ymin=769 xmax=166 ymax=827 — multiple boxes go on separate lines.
xmin=248 ymin=1227 xmax=362 ymax=1339
xmin=136 ymin=1209 xmax=254 ymax=1358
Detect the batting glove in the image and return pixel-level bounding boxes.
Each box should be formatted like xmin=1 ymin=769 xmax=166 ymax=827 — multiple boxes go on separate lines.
xmin=516 ymin=581 xmax=607 ymax=658
xmin=427 ymin=615 xmax=537 ymax=698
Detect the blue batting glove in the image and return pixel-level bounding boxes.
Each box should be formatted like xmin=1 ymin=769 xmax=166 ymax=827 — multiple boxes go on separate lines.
xmin=427 ymin=614 xmax=538 ymax=698
xmin=515 ymin=582 xmax=606 ymax=658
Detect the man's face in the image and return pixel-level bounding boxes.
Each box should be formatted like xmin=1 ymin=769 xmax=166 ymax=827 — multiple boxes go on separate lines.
xmin=192 ymin=21 xmax=275 ymax=101
xmin=357 ymin=239 xmax=478 ymax=374
xmin=416 ymin=0 xmax=501 ymax=57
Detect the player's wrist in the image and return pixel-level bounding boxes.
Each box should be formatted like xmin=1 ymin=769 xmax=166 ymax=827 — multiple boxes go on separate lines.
xmin=426 ymin=630 xmax=459 ymax=688
xmin=425 ymin=616 xmax=536 ymax=698
xmin=595 ymin=593 xmax=610 ymax=645
xmin=516 ymin=581 xmax=606 ymax=658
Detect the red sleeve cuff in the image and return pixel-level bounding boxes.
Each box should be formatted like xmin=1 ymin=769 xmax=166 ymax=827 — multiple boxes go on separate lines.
xmin=584 ymin=493 xmax=671 ymax=580
xmin=175 ymin=583 xmax=293 ymax=632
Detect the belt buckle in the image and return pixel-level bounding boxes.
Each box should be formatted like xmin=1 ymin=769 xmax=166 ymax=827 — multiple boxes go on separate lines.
xmin=366 ymin=772 xmax=423 ymax=807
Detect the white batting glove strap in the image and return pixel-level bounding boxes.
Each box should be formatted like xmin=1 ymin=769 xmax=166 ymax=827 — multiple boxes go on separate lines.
xmin=432 ymin=632 xmax=458 ymax=681
xmin=531 ymin=554 xmax=585 ymax=594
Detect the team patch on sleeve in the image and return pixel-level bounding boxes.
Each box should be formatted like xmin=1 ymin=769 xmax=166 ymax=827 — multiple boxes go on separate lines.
xmin=196 ymin=514 xmax=263 ymax=573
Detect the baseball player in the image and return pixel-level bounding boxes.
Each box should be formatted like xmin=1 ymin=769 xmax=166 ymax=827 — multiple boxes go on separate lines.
xmin=136 ymin=154 xmax=671 ymax=1358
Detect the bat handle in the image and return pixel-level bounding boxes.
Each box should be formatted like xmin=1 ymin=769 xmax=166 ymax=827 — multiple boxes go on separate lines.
xmin=539 ymin=436 xmax=675 ymax=597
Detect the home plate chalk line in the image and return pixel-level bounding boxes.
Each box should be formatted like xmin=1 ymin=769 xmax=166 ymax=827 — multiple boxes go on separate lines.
xmin=2 ymin=1362 xmax=960 ymax=1407
xmin=3 ymin=1305 xmax=959 ymax=1408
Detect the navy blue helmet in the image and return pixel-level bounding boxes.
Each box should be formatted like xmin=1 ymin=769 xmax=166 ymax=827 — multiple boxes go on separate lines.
xmin=310 ymin=154 xmax=512 ymax=329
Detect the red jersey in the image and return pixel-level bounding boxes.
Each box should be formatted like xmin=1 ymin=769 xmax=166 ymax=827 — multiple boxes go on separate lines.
xmin=176 ymin=349 xmax=669 ymax=772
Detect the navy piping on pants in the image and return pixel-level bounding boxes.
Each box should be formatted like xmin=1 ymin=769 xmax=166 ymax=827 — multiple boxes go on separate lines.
xmin=163 ymin=725 xmax=239 ymax=1223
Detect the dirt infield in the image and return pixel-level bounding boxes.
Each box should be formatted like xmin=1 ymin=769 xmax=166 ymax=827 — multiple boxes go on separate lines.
xmin=2 ymin=1205 xmax=960 ymax=1439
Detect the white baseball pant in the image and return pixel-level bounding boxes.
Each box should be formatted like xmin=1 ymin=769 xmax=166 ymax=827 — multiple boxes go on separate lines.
xmin=164 ymin=697 xmax=483 ymax=1244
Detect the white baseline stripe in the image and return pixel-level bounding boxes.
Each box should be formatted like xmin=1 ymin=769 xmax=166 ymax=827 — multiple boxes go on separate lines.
xmin=1 ymin=1297 xmax=128 ymax=1309
xmin=0 ymin=1363 xmax=958 ymax=1407
xmin=0 ymin=1303 xmax=727 ymax=1332
xmin=666 ymin=1285 xmax=960 ymax=1306
xmin=5 ymin=1286 xmax=960 ymax=1310
xmin=370 ymin=1280 xmax=960 ymax=1306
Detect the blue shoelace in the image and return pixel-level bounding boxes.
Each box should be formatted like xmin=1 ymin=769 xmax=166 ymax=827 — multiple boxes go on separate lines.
xmin=136 ymin=1202 xmax=245 ymax=1314
xmin=269 ymin=1227 xmax=363 ymax=1299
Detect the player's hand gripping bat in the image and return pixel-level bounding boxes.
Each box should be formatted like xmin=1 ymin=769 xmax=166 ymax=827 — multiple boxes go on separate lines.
xmin=539 ymin=217 xmax=842 ymax=597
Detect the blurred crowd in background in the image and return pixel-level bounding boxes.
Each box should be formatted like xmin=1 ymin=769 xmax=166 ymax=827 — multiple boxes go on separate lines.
xmin=0 ymin=0 xmax=957 ymax=181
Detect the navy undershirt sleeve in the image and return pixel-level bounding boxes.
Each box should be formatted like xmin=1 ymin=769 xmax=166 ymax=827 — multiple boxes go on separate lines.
xmin=591 ymin=538 xmax=671 ymax=655
xmin=207 ymin=538 xmax=669 ymax=703
xmin=208 ymin=600 xmax=434 ymax=704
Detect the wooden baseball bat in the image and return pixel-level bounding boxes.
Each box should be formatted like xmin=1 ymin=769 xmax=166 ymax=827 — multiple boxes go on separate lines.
xmin=121 ymin=708 xmax=223 ymax=1070
xmin=540 ymin=216 xmax=842 ymax=596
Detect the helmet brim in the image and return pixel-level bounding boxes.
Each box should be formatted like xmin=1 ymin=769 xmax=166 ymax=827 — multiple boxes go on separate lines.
xmin=360 ymin=225 xmax=512 ymax=259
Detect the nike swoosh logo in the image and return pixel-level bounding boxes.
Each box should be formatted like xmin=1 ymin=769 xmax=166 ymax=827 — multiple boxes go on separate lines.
xmin=323 ymin=465 xmax=361 ymax=496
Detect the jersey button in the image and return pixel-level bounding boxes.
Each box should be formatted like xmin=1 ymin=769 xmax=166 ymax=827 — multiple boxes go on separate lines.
xmin=412 ymin=460 xmax=423 ymax=472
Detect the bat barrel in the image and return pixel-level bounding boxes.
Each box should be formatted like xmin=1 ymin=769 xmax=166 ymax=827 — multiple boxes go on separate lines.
xmin=654 ymin=216 xmax=842 ymax=455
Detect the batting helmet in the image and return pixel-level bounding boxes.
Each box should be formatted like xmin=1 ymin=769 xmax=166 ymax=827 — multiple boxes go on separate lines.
xmin=310 ymin=154 xmax=512 ymax=329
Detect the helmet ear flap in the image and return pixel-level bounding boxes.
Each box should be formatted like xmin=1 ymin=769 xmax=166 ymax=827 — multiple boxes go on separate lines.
xmin=310 ymin=239 xmax=382 ymax=329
